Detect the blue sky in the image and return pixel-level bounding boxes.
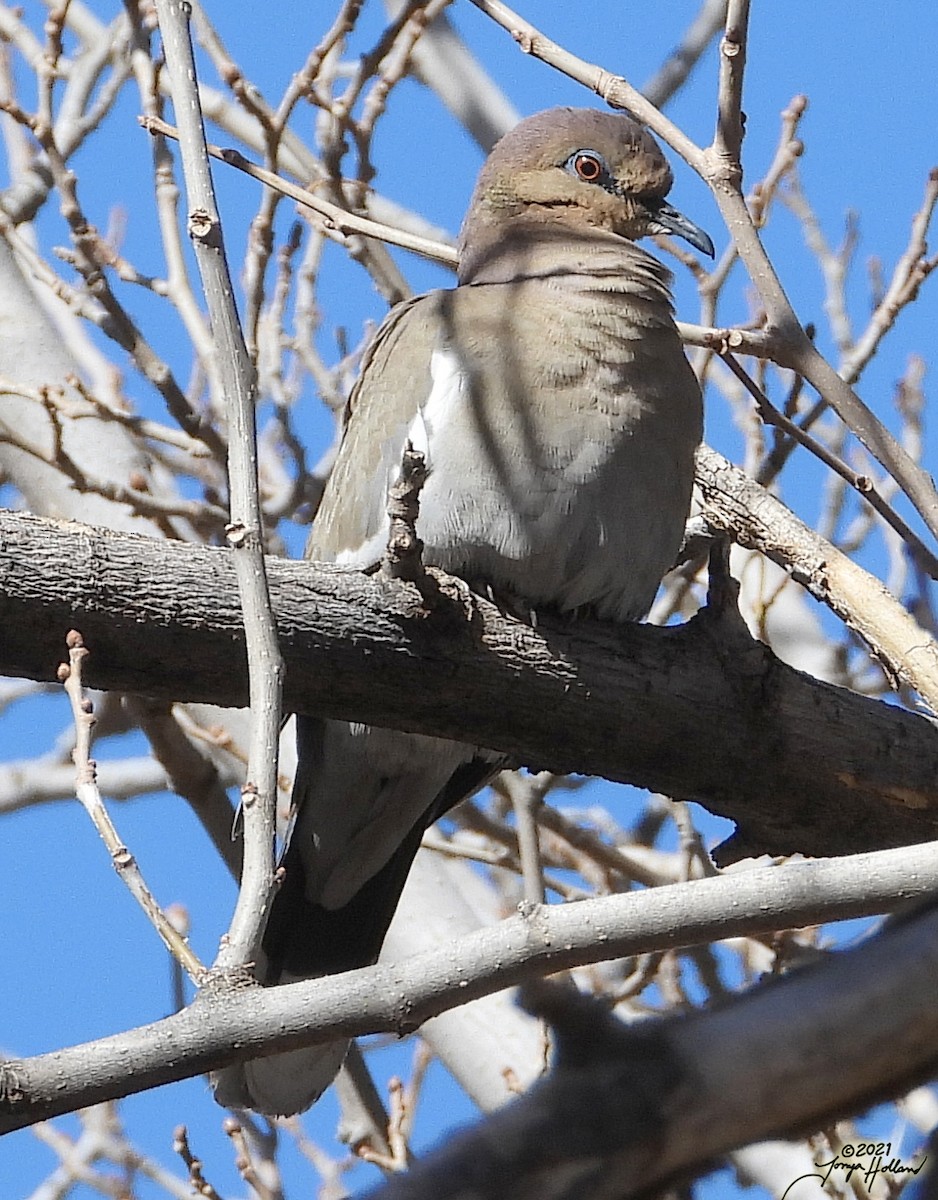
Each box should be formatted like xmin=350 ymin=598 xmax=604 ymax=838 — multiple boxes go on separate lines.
xmin=1 ymin=2 xmax=937 ymax=1196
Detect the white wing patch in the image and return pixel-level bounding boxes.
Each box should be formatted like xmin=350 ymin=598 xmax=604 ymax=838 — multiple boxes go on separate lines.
xmin=335 ymin=346 xmax=467 ymax=569
xmin=334 ymin=526 xmax=391 ymax=568
xmin=404 ymin=345 xmax=467 ymax=469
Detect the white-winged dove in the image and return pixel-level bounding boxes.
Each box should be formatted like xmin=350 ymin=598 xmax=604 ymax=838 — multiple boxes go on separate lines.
xmin=213 ymin=106 xmax=712 ymax=1116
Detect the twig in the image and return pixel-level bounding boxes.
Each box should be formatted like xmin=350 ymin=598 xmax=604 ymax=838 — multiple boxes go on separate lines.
xmin=719 ymin=352 xmax=938 ymax=580
xmin=421 ymin=830 xmax=582 ymax=900
xmin=241 ymin=186 xmax=280 ymax=358
xmin=536 ymin=804 xmax=674 ymax=889
xmin=154 ymin=0 xmax=283 ymax=971
xmin=712 ymin=0 xmax=748 ymax=171
xmin=782 ymin=174 xmax=857 ymax=356
xmin=357 ymin=1077 xmax=411 ymax=1172
xmin=31 ymin=1107 xmax=117 ymax=1198
xmin=59 ymin=630 xmax=206 ymax=984
xmin=672 ymin=799 xmax=719 ymax=881
xmin=0 ymin=382 xmax=227 ymax=534
xmin=124 ymin=5 xmax=227 ymax=421
xmin=35 ymin=2 xmax=68 ymax=154
xmin=270 ymin=0 xmax=366 ymax=136
xmin=306 ymin=2 xmax=437 ymax=304
xmin=190 ymin=0 xmax=419 ymax=306
xmin=641 ymin=0 xmax=728 ymax=109
xmin=125 ymin=698 xmax=243 ymax=881
xmin=140 ymin=114 xmax=459 ymax=265
xmin=756 ymin=375 xmax=823 ymax=489
xmin=382 ymin=441 xmax=429 ymax=584
xmin=282 ymin=1117 xmax=351 ymax=1193
xmin=839 ymin=168 xmax=938 ymax=386
xmin=506 ymin=772 xmax=549 ymax=906
xmin=323 ymin=0 xmax=444 ymax=201
xmin=747 ymin=94 xmax=808 ymax=229
xmin=224 ymin=1118 xmax=279 ymax=1200
xmin=401 ymin=3 xmax=519 ymax=152
xmin=336 ymin=1043 xmax=395 ymax=1169
xmin=172 ymin=1125 xmax=222 ymax=1200
xmin=399 ymin=1041 xmax=434 ymax=1148
xmin=33 ymin=1101 xmax=201 ymax=1200
xmin=691 ymin=15 xmax=797 ymax=391
xmin=67 ymin=374 xmax=213 ymax=456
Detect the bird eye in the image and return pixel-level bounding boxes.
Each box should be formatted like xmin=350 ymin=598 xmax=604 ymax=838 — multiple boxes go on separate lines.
xmin=566 ymin=150 xmax=606 ymax=183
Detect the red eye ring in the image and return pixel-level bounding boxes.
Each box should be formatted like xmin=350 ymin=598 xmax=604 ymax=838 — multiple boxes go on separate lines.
xmin=573 ymin=153 xmax=603 ymax=182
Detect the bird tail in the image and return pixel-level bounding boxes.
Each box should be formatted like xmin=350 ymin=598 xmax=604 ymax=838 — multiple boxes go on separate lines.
xmin=211 ymin=716 xmax=498 ymax=1117
xmin=213 ymin=1039 xmax=349 ymax=1116
xmin=211 ymin=816 xmax=427 ymax=1116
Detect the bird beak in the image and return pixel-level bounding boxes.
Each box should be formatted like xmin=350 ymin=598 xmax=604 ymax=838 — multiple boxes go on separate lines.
xmin=645 ymin=198 xmax=715 ymax=258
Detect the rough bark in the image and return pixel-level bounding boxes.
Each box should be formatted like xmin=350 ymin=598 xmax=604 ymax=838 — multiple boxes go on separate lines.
xmin=2 ymin=508 xmax=938 ymax=860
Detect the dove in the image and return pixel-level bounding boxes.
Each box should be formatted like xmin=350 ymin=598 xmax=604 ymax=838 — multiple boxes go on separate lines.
xmin=214 ymin=105 xmax=711 ymax=1115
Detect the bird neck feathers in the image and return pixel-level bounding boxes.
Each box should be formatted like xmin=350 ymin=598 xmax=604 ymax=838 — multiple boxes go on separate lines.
xmin=457 ymin=219 xmax=674 ymax=308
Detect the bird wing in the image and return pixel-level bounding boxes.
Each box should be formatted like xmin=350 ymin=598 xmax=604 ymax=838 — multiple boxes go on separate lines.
xmin=307 ymin=291 xmax=441 ymax=568
xmin=263 ymin=286 xmax=502 ymax=984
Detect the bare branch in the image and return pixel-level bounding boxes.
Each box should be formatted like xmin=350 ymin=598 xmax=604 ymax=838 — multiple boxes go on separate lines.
xmin=363 ymin=900 xmax=938 ymax=1198
xmin=58 ymin=630 xmax=206 ymax=984
xmin=155 ymin=0 xmax=283 ymax=971
xmin=4 ymin=841 xmax=938 ymax=1132
xmin=141 ymin=115 xmax=459 ymax=265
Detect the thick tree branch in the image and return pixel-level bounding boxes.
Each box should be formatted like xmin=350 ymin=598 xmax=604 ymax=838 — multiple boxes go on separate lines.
xmin=2 ymin=507 xmax=938 ymax=860
xmin=364 ymin=898 xmax=938 ymax=1200
xmin=2 ymin=841 xmax=938 ymax=1133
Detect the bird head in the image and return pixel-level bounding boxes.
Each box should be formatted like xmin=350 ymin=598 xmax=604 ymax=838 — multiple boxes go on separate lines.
xmin=458 ymin=107 xmax=714 ymax=280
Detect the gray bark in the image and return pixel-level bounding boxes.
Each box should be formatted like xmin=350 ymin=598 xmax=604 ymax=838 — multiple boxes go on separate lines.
xmin=2 ymin=842 xmax=937 ymax=1135
xmin=2 ymin=508 xmax=938 ymax=861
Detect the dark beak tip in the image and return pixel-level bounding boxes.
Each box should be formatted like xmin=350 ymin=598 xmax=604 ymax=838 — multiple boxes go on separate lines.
xmin=694 ymin=229 xmax=717 ymax=260
xmin=669 ymin=216 xmax=716 ymax=260
xmin=648 ymin=198 xmax=716 ymax=259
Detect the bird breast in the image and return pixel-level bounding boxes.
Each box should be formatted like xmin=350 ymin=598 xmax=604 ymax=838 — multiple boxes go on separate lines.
xmin=323 ymin=260 xmax=702 ymax=624
xmin=410 ymin=272 xmax=702 ymax=622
